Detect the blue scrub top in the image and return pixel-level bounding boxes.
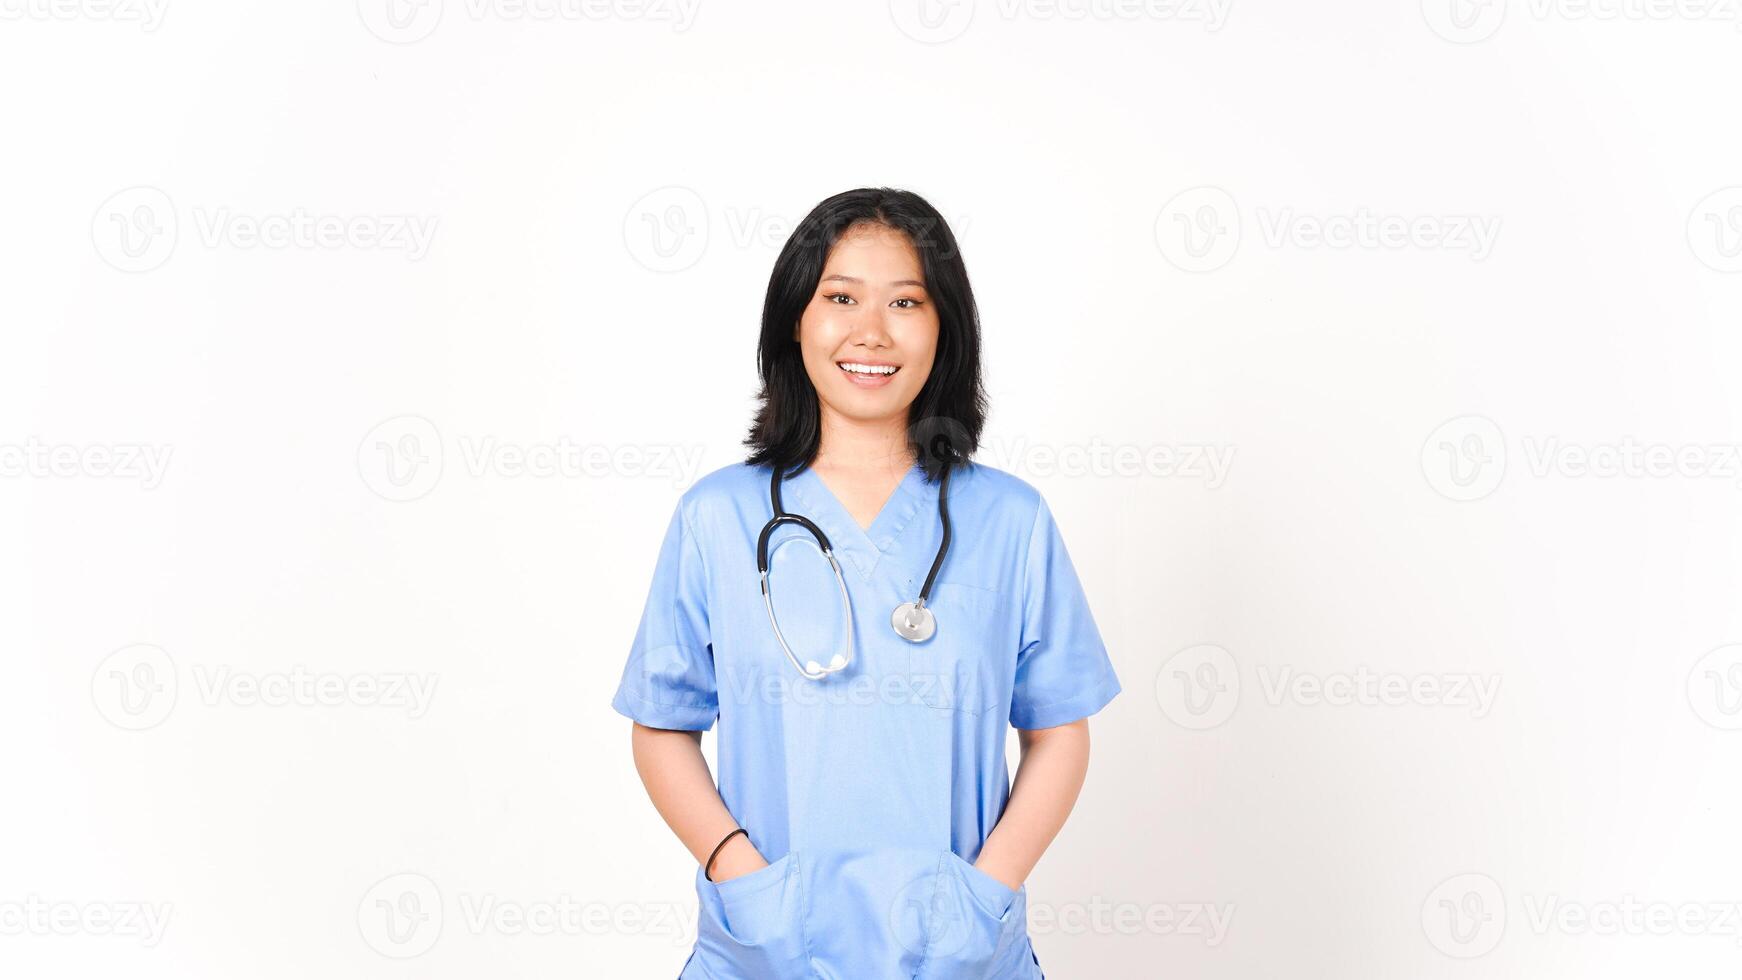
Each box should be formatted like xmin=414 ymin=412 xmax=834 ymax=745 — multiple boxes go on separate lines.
xmin=611 ymin=459 xmax=1122 ymax=979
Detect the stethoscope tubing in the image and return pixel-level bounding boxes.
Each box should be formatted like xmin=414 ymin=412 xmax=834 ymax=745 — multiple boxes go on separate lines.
xmin=757 ymin=459 xmax=953 ymax=677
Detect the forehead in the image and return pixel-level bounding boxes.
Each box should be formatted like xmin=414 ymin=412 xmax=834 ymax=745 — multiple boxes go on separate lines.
xmin=822 ymin=223 xmax=924 ymax=281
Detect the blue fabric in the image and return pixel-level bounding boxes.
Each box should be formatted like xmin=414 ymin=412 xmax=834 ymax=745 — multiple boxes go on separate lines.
xmin=612 ymin=460 xmax=1120 ymax=978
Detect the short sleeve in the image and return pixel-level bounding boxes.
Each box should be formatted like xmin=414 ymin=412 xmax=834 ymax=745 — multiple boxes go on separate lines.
xmin=610 ymin=499 xmax=719 ymax=731
xmin=1010 ymin=496 xmax=1122 ymax=730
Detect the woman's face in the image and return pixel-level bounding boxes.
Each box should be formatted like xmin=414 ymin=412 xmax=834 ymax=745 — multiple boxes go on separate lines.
xmin=795 ymin=221 xmax=939 ymax=432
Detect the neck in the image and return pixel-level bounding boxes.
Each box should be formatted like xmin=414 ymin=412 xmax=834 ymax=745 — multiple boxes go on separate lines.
xmin=815 ymin=406 xmax=913 ymax=473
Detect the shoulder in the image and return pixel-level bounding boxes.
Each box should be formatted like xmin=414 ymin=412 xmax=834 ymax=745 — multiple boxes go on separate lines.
xmin=671 ymin=459 xmax=769 ymax=534
xmin=680 ymin=459 xmax=766 ymax=502
xmin=950 ymin=459 xmax=1047 ymax=527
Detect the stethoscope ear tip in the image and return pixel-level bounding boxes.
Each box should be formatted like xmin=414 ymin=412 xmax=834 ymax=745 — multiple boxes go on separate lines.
xmin=803 ymin=654 xmax=848 ymax=675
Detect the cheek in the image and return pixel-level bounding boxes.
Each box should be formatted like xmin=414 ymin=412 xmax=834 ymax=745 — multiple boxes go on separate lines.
xmin=797 ymin=316 xmax=841 ymax=379
xmin=906 ymin=327 xmax=940 ymax=378
xmin=798 ymin=302 xmax=846 ymax=345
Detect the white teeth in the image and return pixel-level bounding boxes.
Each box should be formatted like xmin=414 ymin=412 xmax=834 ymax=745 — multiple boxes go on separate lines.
xmin=840 ymin=362 xmax=897 ymax=375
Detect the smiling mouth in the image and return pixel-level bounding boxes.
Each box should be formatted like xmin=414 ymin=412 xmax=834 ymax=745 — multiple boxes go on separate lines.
xmin=837 ymin=361 xmax=900 ymax=376
xmin=836 ymin=360 xmax=900 ymax=388
xmin=837 ymin=361 xmax=901 ymax=389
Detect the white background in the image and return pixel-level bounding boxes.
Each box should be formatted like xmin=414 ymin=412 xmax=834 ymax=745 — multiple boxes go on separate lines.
xmin=5 ymin=0 xmax=1742 ymax=977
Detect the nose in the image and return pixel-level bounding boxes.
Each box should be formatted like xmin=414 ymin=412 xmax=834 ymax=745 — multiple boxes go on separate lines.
xmin=844 ymin=302 xmax=893 ymax=349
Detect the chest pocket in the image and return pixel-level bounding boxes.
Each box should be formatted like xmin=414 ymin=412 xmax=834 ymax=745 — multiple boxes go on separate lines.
xmin=905 ymin=582 xmax=1009 ymax=716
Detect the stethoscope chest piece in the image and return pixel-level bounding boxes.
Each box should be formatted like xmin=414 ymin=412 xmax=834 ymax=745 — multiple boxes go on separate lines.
xmin=762 ymin=459 xmax=955 ymax=672
xmin=891 ymin=601 xmax=936 ymax=642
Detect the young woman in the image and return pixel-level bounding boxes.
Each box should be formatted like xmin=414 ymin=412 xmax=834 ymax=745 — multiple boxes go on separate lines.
xmin=611 ymin=187 xmax=1122 ymax=978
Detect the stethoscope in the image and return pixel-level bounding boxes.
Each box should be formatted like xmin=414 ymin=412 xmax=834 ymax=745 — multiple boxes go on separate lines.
xmin=755 ymin=461 xmax=953 ymax=680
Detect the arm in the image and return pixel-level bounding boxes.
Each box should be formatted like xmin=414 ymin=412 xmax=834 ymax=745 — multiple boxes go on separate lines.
xmin=628 ymin=721 xmax=767 ymax=883
xmin=970 ymin=717 xmax=1092 ymax=891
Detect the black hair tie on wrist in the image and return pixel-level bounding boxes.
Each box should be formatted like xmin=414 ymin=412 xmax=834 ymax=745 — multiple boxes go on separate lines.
xmin=704 ymin=828 xmax=748 ymax=882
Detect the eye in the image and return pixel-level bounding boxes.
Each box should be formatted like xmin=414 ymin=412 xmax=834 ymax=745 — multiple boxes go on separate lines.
xmin=891 ymin=297 xmax=923 ymax=310
xmin=825 ymin=293 xmax=855 ymax=305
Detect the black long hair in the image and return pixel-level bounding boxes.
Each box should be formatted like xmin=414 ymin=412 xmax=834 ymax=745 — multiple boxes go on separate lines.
xmin=742 ymin=187 xmax=987 ymax=485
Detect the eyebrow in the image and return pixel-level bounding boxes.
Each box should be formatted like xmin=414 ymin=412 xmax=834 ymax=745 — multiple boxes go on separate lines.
xmin=821 ymin=274 xmax=927 ymax=289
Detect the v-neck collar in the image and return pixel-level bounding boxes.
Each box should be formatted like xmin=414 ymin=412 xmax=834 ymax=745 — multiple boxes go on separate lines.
xmin=787 ymin=461 xmax=933 ymax=581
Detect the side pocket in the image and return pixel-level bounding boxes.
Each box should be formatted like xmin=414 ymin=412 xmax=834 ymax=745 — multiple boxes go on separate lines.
xmin=951 ymin=854 xmax=1019 ymax=919
xmin=694 ymin=851 xmax=809 ymax=979
xmin=916 ymin=851 xmax=1026 ymax=979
